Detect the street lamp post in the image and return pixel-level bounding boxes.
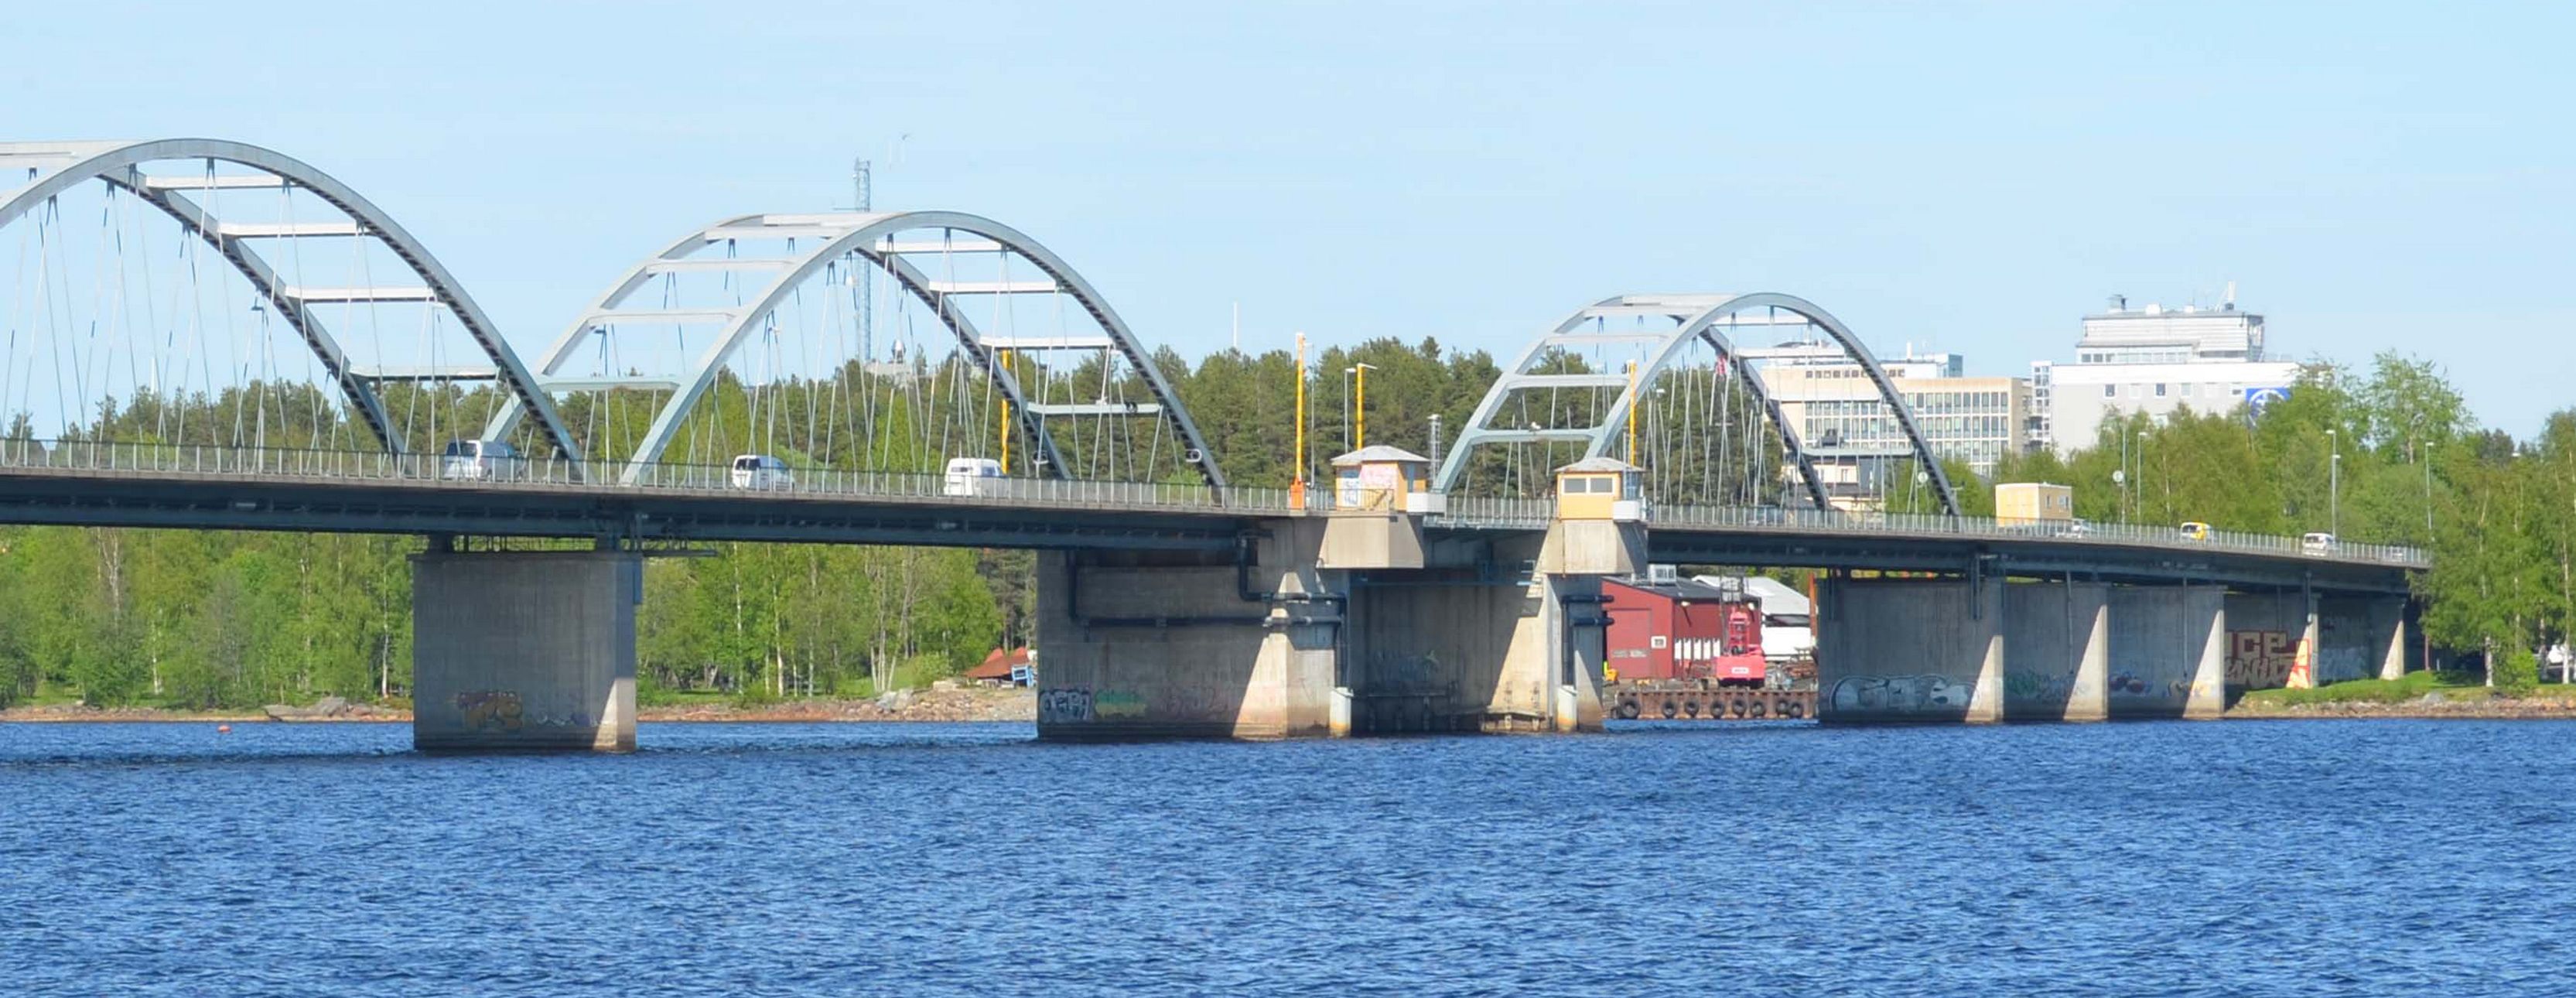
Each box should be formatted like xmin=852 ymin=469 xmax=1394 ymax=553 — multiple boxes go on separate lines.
xmin=2422 ymin=436 xmax=2434 ymax=539
xmin=2119 ymin=431 xmax=2132 ymax=522
xmin=2135 ymin=430 xmax=2148 ymax=523
xmin=1341 ymin=367 xmax=1354 ymax=452
xmin=2328 ymin=428 xmax=2341 ymax=538
xmin=1350 ymin=362 xmax=1378 ymax=449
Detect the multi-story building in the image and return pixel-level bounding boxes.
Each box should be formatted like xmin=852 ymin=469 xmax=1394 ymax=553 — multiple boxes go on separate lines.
xmin=1744 ymin=343 xmax=2028 ymax=502
xmin=2034 ymin=295 xmax=2302 ymax=455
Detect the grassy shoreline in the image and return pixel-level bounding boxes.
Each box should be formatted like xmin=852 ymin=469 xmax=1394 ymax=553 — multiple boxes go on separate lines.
xmin=2228 ymin=671 xmax=2576 ymax=718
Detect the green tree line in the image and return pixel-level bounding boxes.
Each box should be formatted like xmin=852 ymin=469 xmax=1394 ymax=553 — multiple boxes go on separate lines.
xmin=5 ymin=340 xmax=2563 ymax=708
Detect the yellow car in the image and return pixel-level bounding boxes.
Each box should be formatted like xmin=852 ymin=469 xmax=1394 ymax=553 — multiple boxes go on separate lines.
xmin=2178 ymin=521 xmax=2212 ymax=542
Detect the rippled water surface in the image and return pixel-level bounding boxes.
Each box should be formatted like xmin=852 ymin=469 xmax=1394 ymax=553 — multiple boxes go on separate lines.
xmin=3 ymin=719 xmax=2571 ymax=996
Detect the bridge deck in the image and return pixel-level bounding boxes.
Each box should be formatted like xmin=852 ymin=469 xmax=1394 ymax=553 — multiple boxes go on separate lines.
xmin=0 ymin=442 xmax=2420 ymax=593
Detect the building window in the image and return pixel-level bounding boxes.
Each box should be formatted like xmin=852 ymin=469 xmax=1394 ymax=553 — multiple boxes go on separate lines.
xmin=2181 ymin=383 xmax=2195 ymax=397
xmin=2103 ymin=385 xmax=2117 ymax=398
xmin=2155 ymin=383 xmax=2168 ymax=397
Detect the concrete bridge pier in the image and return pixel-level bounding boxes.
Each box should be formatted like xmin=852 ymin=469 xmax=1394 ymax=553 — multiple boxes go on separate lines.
xmin=1034 ymin=452 xmax=1638 ymax=740
xmin=1816 ymin=572 xmax=2007 ymax=724
xmin=2322 ymin=596 xmax=2414 ymax=682
xmin=1338 ymin=534 xmax=1613 ymax=735
xmin=2001 ymin=578 xmax=2111 ymax=722
xmin=1832 ymin=574 xmax=2230 ymax=725
xmin=412 ymin=545 xmax=641 ymax=753
xmin=1033 ymin=518 xmax=1344 ymax=740
xmin=2103 ymin=584 xmax=2228 ymax=720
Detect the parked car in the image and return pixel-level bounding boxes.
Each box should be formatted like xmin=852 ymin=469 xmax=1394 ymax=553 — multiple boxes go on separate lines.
xmin=2178 ymin=521 xmax=2212 ymax=542
xmin=2300 ymin=531 xmax=2337 ymax=555
xmin=730 ymin=453 xmax=794 ymax=491
xmin=943 ymin=456 xmax=1004 ymax=497
xmin=439 ymin=439 xmax=524 ymax=480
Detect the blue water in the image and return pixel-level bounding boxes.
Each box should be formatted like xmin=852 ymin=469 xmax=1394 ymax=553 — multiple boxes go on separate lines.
xmin=2 ymin=719 xmax=2570 ymax=996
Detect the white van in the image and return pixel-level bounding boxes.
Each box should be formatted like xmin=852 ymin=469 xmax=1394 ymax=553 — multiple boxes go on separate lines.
xmin=943 ymin=456 xmax=1003 ymax=497
xmin=439 ymin=439 xmax=524 ymax=480
xmin=731 ymin=454 xmax=794 ymax=491
xmin=2301 ymin=531 xmax=2337 ymax=555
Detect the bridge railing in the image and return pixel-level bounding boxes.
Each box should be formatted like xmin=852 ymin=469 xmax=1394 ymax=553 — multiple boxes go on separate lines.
xmin=0 ymin=438 xmax=1311 ymax=514
xmin=1425 ymin=494 xmax=2427 ymax=569
xmin=0 ymin=438 xmax=2427 ymax=566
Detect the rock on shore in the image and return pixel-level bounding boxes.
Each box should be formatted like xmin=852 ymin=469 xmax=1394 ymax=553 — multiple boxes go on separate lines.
xmin=2226 ymin=692 xmax=2576 ymax=719
xmin=637 ymin=686 xmax=1037 ymax=723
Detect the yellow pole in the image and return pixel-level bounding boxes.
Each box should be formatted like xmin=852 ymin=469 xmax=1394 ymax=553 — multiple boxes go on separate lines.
xmin=1625 ymin=359 xmax=1639 ymax=463
xmin=997 ymin=347 xmax=1012 ymax=472
xmin=1355 ymin=363 xmax=1368 ymax=449
xmin=1293 ymin=333 xmax=1307 ymax=485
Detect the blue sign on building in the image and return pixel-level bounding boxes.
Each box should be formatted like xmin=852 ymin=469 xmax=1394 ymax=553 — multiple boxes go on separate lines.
xmin=2243 ymin=385 xmax=2291 ymax=419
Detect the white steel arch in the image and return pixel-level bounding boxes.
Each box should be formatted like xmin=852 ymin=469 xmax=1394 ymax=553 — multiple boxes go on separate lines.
xmin=0 ymin=138 xmax=585 ymax=467
xmin=484 ymin=210 xmax=1226 ymax=490
xmin=1434 ymin=292 xmax=1961 ymax=515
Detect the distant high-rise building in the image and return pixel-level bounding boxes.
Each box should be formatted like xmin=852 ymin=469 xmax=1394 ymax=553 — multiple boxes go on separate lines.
xmin=2036 ymin=294 xmax=2303 ymax=455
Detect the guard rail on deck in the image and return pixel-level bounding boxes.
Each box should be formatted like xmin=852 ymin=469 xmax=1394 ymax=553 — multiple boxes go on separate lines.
xmin=0 ymin=439 xmax=2427 ymax=567
xmin=1426 ymin=494 xmax=2430 ymax=569
xmin=0 ymin=438 xmax=1299 ymax=516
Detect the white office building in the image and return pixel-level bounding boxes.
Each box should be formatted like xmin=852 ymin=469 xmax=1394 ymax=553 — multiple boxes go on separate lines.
xmin=2034 ymin=296 xmax=2302 ymax=455
xmin=1744 ymin=343 xmax=2028 ymax=499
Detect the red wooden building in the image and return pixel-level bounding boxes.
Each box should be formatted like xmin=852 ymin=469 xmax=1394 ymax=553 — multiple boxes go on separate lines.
xmin=1603 ymin=577 xmax=1766 ymax=686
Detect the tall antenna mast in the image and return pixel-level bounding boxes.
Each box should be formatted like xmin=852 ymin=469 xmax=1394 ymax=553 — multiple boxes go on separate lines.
xmin=852 ymin=157 xmax=875 ymax=362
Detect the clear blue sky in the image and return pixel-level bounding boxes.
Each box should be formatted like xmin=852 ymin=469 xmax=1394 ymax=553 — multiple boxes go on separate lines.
xmin=14 ymin=1 xmax=2570 ymax=435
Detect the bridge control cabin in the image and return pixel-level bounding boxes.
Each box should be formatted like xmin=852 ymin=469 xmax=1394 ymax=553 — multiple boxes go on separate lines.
xmin=1555 ymin=456 xmax=1643 ymax=523
xmin=1331 ymin=446 xmax=1440 ymax=514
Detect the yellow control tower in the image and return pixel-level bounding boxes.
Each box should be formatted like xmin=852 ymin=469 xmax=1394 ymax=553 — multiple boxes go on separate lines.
xmin=1541 ymin=456 xmax=1645 ymax=575
xmin=1553 ymin=456 xmax=1644 ymax=523
xmin=1318 ymin=445 xmax=1435 ymax=569
xmin=1331 ymin=446 xmax=1437 ymax=514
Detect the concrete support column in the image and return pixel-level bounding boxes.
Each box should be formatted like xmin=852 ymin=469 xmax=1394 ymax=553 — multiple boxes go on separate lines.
xmin=2190 ymin=596 xmax=2229 ymax=719
xmin=2298 ymin=596 xmax=2323 ymax=689
xmin=2377 ymin=600 xmax=2412 ymax=681
xmin=2002 ymin=579 xmax=2110 ymax=722
xmin=412 ymin=549 xmax=641 ymax=753
xmin=1816 ymin=573 xmax=2005 ymax=724
xmin=1548 ymin=572 xmax=1609 ymax=733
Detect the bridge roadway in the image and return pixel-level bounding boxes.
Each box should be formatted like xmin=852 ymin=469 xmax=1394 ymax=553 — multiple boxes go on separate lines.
xmin=0 ymin=440 xmax=2418 ymax=594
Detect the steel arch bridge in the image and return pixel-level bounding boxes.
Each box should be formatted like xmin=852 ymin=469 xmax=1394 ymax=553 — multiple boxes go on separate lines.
xmin=1435 ymin=292 xmax=1961 ymax=515
xmin=0 ymin=138 xmax=586 ymax=467
xmin=480 ymin=210 xmax=1225 ymax=489
xmin=2 ymin=138 xmax=1222 ymax=495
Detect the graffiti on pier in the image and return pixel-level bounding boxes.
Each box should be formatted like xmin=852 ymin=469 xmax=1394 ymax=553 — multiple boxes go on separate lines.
xmin=2106 ymin=671 xmax=2207 ymax=705
xmin=454 ymin=690 xmax=524 ymax=732
xmin=2003 ymin=670 xmax=2074 ymax=707
xmin=1039 ymin=687 xmax=1094 ymax=723
xmin=2228 ymin=631 xmax=2297 ymax=689
xmin=1829 ymin=675 xmax=1975 ymax=716
xmin=2315 ymin=647 xmax=2368 ymax=684
xmin=1094 ymin=689 xmax=1148 ymax=719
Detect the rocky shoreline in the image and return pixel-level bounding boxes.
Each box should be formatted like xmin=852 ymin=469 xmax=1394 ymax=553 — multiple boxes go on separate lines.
xmin=12 ymin=687 xmax=2574 ymax=724
xmin=0 ymin=687 xmax=1039 ymax=724
xmin=2225 ymin=693 xmax=2576 ymax=720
